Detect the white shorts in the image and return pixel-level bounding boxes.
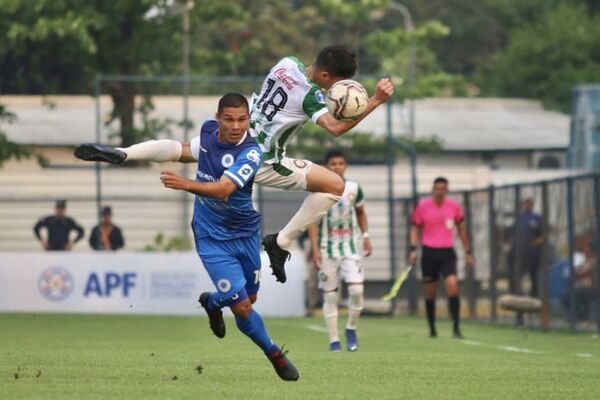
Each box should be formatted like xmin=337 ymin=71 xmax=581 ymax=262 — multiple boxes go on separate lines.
xmin=318 ymin=257 xmax=364 ymax=292
xmin=255 ymin=157 xmax=313 ymax=191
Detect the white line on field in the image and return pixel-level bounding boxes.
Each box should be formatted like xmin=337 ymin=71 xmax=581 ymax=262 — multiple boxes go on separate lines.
xmin=307 ymin=324 xmax=329 ymax=333
xmin=459 ymin=339 xmax=543 ymax=354
xmin=575 ymin=353 xmax=593 ymax=358
xmin=495 ymin=345 xmax=543 ymax=354
xmin=461 ymin=340 xmax=484 ymax=346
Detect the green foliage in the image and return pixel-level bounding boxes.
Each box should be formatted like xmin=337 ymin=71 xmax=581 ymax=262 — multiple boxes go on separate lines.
xmin=364 ymin=18 xmax=471 ymax=101
xmin=480 ymin=3 xmax=600 ymax=112
xmin=0 ymin=104 xmax=30 ymax=168
xmin=143 ymin=232 xmax=193 ymax=252
xmin=2 ymin=0 xmax=597 ymax=137
xmin=285 ymin=123 xmax=442 ymax=164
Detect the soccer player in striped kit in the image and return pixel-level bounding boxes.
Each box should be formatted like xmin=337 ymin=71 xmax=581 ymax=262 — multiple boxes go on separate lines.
xmin=308 ymin=150 xmax=372 ymax=352
xmin=409 ymin=177 xmax=473 ymax=339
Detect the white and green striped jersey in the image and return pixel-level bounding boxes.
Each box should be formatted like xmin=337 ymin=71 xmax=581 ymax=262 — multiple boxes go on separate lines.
xmin=250 ymin=56 xmax=328 ymax=165
xmin=318 ymin=180 xmax=366 ymax=259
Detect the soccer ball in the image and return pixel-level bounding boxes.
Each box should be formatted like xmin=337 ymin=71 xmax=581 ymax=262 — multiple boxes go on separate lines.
xmin=325 ymin=80 xmax=369 ymax=121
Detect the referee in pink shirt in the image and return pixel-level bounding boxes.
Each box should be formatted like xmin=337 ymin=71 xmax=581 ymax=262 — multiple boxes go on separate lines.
xmin=409 ymin=177 xmax=473 ymax=339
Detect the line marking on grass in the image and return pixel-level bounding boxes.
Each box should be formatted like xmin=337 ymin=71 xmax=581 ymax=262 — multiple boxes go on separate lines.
xmin=495 ymin=345 xmax=543 ymax=354
xmin=459 ymin=339 xmax=543 ymax=355
xmin=461 ymin=340 xmax=484 ymax=347
xmin=575 ymin=353 xmax=593 ymax=358
xmin=307 ymin=324 xmax=329 ymax=333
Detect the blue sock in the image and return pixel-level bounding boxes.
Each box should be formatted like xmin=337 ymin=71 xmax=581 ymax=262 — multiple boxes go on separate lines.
xmin=207 ymin=289 xmax=249 ymax=312
xmin=206 ymin=292 xmax=224 ymax=312
xmin=235 ymin=310 xmax=279 ymax=357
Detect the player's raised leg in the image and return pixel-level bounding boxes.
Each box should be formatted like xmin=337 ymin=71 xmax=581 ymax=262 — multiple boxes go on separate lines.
xmin=258 ymin=159 xmax=343 ymax=283
xmin=277 ymin=164 xmax=344 ymax=250
xmin=74 ymin=138 xmax=198 ymax=164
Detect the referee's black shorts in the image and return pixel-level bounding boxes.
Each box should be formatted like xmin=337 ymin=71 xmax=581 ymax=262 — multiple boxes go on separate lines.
xmin=421 ymin=246 xmax=457 ymax=283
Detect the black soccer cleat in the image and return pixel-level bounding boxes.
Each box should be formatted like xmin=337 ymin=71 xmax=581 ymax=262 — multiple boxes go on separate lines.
xmin=268 ymin=347 xmax=299 ymax=381
xmin=261 ymin=233 xmax=290 ymax=283
xmin=73 ymin=143 xmax=127 ymax=164
xmin=198 ymin=292 xmax=226 ymax=339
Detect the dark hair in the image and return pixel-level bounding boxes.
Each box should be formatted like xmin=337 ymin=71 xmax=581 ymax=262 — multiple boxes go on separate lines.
xmin=325 ymin=149 xmax=347 ymax=163
xmin=315 ymin=45 xmax=357 ymax=78
xmin=217 ymin=93 xmax=249 ymax=115
xmin=433 ymin=177 xmax=448 ymax=185
xmin=55 ymin=199 xmax=66 ymax=209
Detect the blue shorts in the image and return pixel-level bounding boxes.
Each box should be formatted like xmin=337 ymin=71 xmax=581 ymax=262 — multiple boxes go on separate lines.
xmin=195 ymin=233 xmax=262 ymax=300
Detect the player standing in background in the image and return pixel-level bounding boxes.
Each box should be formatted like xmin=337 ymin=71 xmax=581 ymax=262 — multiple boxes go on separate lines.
xmin=308 ymin=150 xmax=372 ymax=352
xmin=73 ymin=44 xmax=394 ymax=285
xmin=158 ymin=93 xmax=298 ymax=381
xmin=252 ymin=44 xmax=391 ymax=284
xmin=409 ymin=177 xmax=473 ymax=339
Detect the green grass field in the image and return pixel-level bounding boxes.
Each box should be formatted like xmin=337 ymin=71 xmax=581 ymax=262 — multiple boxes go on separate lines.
xmin=1 ymin=313 xmax=599 ymax=400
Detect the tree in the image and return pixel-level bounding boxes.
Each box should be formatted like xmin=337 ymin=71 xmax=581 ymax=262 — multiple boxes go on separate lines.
xmin=364 ymin=17 xmax=471 ymax=101
xmin=479 ymin=3 xmax=600 ymax=112
xmin=0 ymin=104 xmax=30 ymax=168
xmin=0 ymin=0 xmax=181 ymax=147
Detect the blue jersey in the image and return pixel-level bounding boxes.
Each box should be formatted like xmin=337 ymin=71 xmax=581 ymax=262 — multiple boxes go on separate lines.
xmin=192 ymin=120 xmax=262 ymax=241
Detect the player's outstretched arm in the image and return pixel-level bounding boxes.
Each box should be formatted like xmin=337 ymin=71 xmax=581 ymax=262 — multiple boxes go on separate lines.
xmin=160 ymin=170 xmax=237 ymax=200
xmin=316 ymin=78 xmax=394 ymax=137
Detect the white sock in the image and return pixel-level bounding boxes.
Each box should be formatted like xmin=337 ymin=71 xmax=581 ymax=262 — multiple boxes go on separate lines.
xmin=346 ymin=284 xmax=364 ymax=330
xmin=323 ymin=290 xmax=339 ymax=343
xmin=117 ymin=139 xmax=182 ymax=162
xmin=277 ymin=192 xmax=341 ymax=250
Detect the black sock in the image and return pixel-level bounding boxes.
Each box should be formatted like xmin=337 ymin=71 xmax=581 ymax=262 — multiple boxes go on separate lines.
xmin=425 ymin=299 xmax=436 ymax=333
xmin=448 ymin=296 xmax=460 ymax=331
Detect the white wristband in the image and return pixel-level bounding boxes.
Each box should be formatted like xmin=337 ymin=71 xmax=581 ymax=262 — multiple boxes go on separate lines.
xmin=362 ymin=232 xmax=370 ymax=239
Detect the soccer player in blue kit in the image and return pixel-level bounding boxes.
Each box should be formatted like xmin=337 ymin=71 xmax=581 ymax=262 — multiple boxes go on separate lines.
xmin=158 ymin=93 xmax=299 ymax=381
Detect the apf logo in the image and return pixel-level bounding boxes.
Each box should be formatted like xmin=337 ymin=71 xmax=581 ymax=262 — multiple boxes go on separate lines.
xmin=38 ymin=267 xmax=74 ymax=301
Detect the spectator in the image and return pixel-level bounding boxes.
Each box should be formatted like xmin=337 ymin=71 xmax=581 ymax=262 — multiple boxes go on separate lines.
xmin=564 ymin=240 xmax=598 ymax=321
xmin=89 ymin=206 xmax=124 ymax=251
xmin=511 ymin=198 xmax=543 ymax=325
xmin=33 ymin=200 xmax=84 ymax=251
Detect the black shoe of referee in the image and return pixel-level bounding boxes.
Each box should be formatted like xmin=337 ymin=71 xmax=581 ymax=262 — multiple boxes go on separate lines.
xmin=198 ymin=292 xmax=226 ymax=339
xmin=262 ymin=233 xmax=290 ymax=283
xmin=452 ymin=328 xmax=465 ymax=340
xmin=74 ymin=143 xmax=127 ymax=164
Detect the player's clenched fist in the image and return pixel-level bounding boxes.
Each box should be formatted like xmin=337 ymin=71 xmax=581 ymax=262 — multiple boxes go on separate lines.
xmin=373 ymin=78 xmax=394 ymax=104
xmin=160 ymin=170 xmax=190 ymax=191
